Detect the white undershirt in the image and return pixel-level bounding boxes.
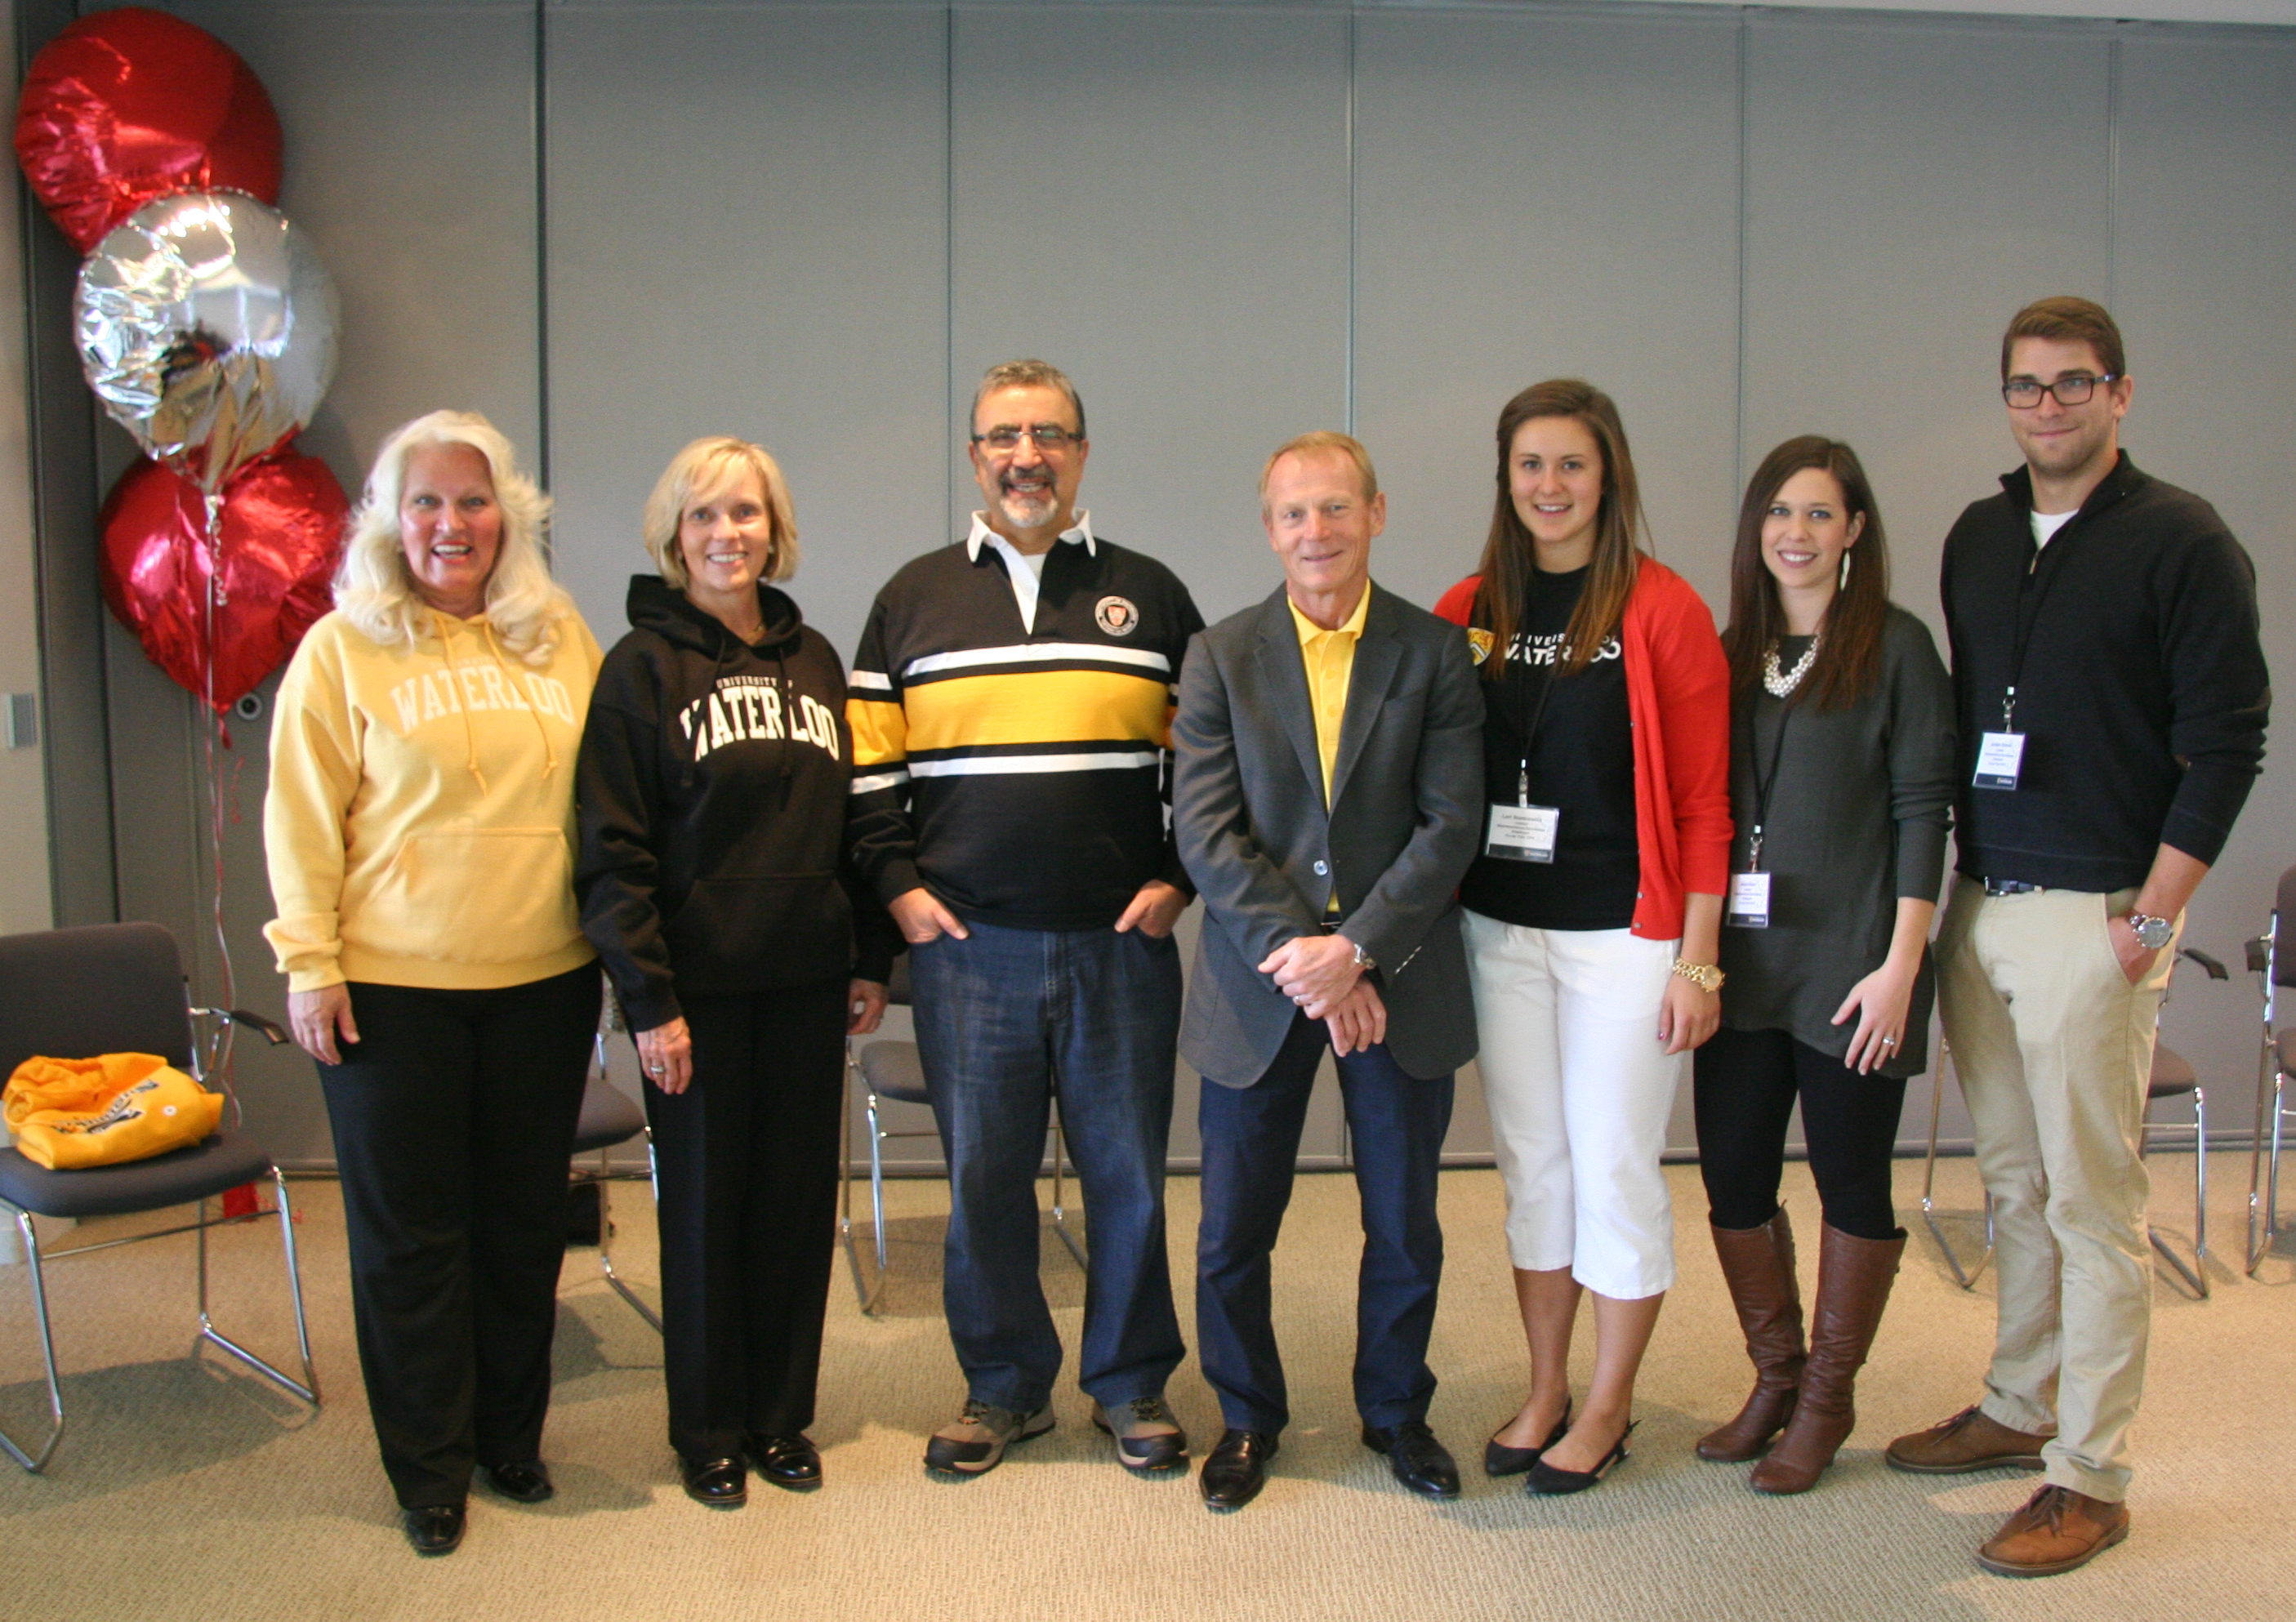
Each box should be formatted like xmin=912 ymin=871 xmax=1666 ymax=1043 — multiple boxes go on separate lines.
xmin=2031 ymin=508 xmax=2076 ymax=550
xmin=965 ymin=510 xmax=1095 ymax=632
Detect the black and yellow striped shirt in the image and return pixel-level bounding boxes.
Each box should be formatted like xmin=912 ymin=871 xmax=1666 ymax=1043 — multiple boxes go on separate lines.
xmin=846 ymin=532 xmax=1205 ymax=930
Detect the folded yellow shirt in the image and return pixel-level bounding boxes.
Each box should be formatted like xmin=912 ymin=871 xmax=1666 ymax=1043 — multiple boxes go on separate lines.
xmin=2 ymin=1053 xmax=223 ymax=1170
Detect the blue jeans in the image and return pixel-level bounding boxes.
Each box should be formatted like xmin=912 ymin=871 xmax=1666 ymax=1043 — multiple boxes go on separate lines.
xmin=909 ymin=919 xmax=1185 ymax=1412
xmin=1197 ymin=1009 xmax=1455 ymax=1435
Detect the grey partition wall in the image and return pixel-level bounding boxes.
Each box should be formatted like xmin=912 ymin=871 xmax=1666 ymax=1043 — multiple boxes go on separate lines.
xmin=26 ymin=0 xmax=2295 ymax=1173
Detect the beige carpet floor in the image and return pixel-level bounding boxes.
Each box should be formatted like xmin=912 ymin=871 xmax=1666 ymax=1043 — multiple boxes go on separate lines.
xmin=0 ymin=1152 xmax=2289 ymax=1622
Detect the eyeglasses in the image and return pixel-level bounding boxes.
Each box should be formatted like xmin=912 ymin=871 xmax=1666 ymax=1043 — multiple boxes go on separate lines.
xmin=2002 ymin=373 xmax=2117 ymax=409
xmin=971 ymin=424 xmax=1081 ymax=452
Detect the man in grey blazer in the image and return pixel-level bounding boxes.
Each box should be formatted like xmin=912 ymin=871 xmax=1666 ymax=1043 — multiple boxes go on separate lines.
xmin=1172 ymin=431 xmax=1483 ymax=1512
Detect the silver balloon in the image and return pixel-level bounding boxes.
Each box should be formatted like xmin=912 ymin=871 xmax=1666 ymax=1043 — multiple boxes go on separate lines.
xmin=74 ymin=191 xmax=340 ymax=492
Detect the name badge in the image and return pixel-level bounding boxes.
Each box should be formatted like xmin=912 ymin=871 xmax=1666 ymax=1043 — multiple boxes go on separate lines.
xmin=1726 ymin=871 xmax=1772 ymax=929
xmin=1973 ymin=731 xmax=2026 ymax=791
xmin=1487 ymin=803 xmax=1558 ymax=863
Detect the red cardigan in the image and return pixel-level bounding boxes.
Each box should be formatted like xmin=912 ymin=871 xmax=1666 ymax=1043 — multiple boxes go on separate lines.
xmin=1435 ymin=559 xmax=1732 ymax=941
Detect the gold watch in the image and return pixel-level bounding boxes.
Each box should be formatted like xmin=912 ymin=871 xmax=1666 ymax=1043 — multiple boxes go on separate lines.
xmin=1671 ymin=958 xmax=1724 ymax=994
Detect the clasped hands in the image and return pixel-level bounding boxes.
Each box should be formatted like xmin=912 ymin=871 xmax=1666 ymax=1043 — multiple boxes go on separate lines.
xmin=1260 ymin=933 xmax=1385 ymax=1057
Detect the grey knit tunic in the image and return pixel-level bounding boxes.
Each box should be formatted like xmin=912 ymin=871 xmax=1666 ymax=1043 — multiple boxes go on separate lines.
xmin=1715 ymin=605 xmax=1955 ymax=1076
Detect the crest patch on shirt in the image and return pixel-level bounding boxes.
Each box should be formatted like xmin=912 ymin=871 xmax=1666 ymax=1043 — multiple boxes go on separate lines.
xmin=1095 ymin=595 xmax=1140 ymax=636
xmin=1466 ymin=626 xmax=1495 ymax=666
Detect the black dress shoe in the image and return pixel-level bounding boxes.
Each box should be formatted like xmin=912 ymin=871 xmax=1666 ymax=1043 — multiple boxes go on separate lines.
xmin=402 ymin=1504 xmax=466 ymax=1556
xmin=1484 ymin=1398 xmax=1572 ymax=1477
xmin=1199 ymin=1428 xmax=1279 ymax=1513
xmin=1527 ymin=1419 xmax=1638 ymax=1495
xmin=747 ymin=1433 xmax=823 ymax=1492
xmin=480 ymin=1459 xmax=554 ymax=1503
xmin=680 ymin=1455 xmax=748 ymax=1508
xmin=1362 ymin=1419 xmax=1461 ymax=1499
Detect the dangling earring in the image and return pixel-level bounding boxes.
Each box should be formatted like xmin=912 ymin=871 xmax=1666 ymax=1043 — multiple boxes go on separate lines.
xmin=1839 ymin=549 xmax=1852 ymax=590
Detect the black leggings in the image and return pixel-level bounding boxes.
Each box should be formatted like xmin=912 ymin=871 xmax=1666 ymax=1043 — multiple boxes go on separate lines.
xmin=1692 ymin=1026 xmax=1906 ymax=1242
xmin=317 ymin=965 xmax=600 ymax=1508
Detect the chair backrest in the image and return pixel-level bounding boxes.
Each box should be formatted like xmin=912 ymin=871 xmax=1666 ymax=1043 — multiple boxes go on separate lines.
xmin=0 ymin=923 xmax=194 ymax=1077
xmin=2276 ymin=867 xmax=2296 ymax=989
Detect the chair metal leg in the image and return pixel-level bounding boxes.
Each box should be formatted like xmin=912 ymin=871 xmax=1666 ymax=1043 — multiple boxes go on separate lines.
xmin=0 ymin=1208 xmax=65 ymax=1473
xmin=845 ymin=1091 xmax=892 ymax=1317
xmin=2142 ymin=1105 xmax=2209 ymax=1302
xmin=1919 ymin=1059 xmax=1992 ymax=1290
xmin=1048 ymin=1112 xmax=1086 ymax=1269
xmin=2249 ymin=1047 xmax=2284 ymax=1275
xmin=195 ymin=1179 xmax=320 ymax=1406
xmin=596 ymin=1139 xmax=662 ymax=1335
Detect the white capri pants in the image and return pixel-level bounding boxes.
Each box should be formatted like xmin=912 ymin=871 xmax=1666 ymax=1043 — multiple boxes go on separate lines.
xmin=1465 ymin=909 xmax=1684 ymax=1300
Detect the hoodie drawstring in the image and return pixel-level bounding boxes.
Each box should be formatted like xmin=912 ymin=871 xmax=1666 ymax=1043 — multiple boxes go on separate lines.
xmin=432 ymin=612 xmax=561 ymax=794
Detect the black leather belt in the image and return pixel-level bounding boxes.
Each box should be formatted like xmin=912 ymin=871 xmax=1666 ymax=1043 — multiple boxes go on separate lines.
xmin=1982 ymin=878 xmax=2044 ymax=896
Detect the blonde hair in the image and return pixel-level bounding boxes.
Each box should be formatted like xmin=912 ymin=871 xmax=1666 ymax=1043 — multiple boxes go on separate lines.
xmin=641 ymin=437 xmax=800 ymax=590
xmin=1259 ymin=430 xmax=1380 ymax=511
xmin=334 ymin=410 xmax=573 ymax=666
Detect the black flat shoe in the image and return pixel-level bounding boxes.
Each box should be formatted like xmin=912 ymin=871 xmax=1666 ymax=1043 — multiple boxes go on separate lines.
xmin=747 ymin=1433 xmax=823 ymax=1492
xmin=680 ymin=1454 xmax=748 ymax=1508
xmin=402 ymin=1504 xmax=466 ymax=1556
xmin=1362 ymin=1419 xmax=1461 ymax=1499
xmin=1200 ymin=1428 xmax=1279 ymax=1513
xmin=1527 ymin=1420 xmax=1638 ymax=1495
xmin=480 ymin=1459 xmax=554 ymax=1503
xmin=1484 ymin=1398 xmax=1573 ymax=1477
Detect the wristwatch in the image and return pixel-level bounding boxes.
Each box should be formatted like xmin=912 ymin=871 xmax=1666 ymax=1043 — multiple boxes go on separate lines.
xmin=1349 ymin=939 xmax=1379 ymax=974
xmin=2125 ymin=912 xmax=2174 ymax=951
xmin=1671 ymin=958 xmax=1724 ymax=993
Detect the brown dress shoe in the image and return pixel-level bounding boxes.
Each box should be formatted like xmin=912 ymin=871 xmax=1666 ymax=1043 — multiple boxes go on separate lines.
xmin=1884 ymin=1405 xmax=2051 ymax=1474
xmin=1696 ymin=1210 xmax=1806 ymax=1463
xmin=1976 ymin=1485 xmax=2129 ymax=1576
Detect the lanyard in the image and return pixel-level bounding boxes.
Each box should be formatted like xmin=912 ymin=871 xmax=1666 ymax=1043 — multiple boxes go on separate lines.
xmin=1505 ymin=648 xmax=1556 ymax=807
xmin=1744 ymin=697 xmax=1792 ymax=872
xmin=2001 ymin=511 xmax=2079 ymax=732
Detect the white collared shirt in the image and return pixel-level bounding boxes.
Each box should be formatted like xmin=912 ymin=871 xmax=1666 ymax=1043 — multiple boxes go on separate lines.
xmin=965 ymin=510 xmax=1097 ymax=633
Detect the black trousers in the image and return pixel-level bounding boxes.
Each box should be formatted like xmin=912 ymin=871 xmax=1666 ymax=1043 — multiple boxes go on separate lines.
xmin=644 ymin=976 xmax=848 ymax=1460
xmin=316 ymin=965 xmax=600 ymax=1509
xmin=1692 ymin=1025 xmax=1906 ymax=1242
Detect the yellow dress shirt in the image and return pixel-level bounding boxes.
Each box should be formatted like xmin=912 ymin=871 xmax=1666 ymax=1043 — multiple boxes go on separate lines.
xmin=1290 ymin=586 xmax=1370 ymax=915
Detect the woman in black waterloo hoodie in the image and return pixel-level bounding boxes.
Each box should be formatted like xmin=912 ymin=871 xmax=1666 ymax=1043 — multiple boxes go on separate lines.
xmin=576 ymin=437 xmax=895 ymax=1508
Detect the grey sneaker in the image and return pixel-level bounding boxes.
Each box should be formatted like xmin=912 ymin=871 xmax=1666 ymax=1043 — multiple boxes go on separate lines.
xmin=924 ymin=1398 xmax=1054 ymax=1476
xmin=1092 ymin=1396 xmax=1189 ymax=1473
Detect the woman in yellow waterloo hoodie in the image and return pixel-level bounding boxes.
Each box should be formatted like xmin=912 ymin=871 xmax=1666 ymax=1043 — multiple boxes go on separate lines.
xmin=265 ymin=410 xmax=601 ymax=1558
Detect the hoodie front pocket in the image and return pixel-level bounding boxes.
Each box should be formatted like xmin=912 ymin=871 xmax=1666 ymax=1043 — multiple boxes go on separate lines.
xmin=354 ymin=827 xmax=579 ymax=965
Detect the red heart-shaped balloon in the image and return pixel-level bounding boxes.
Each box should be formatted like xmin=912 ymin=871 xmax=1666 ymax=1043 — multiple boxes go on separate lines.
xmin=100 ymin=448 xmax=347 ymax=711
xmin=15 ymin=8 xmax=283 ymax=254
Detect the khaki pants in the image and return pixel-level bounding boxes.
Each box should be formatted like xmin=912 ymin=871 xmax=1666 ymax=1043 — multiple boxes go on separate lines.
xmin=1936 ymin=876 xmax=2175 ymax=1502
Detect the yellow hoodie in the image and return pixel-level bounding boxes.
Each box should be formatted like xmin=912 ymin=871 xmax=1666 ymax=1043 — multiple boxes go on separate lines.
xmin=264 ymin=606 xmax=604 ymax=993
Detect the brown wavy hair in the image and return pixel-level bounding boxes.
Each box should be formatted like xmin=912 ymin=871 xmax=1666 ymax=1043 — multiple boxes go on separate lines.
xmin=1472 ymin=380 xmax=1647 ymax=680
xmin=1722 ymin=436 xmax=1888 ymax=711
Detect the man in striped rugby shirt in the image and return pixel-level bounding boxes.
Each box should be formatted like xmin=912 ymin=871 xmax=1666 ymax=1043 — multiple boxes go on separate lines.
xmin=847 ymin=359 xmax=1206 ymax=1479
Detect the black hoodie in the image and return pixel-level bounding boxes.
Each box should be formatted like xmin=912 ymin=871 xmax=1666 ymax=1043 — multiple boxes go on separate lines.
xmin=577 ymin=575 xmax=898 ymax=1032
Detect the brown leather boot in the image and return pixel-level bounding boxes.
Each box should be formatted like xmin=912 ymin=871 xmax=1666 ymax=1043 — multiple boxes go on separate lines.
xmin=1750 ymin=1223 xmax=1903 ymax=1494
xmin=1696 ymin=1209 xmax=1806 ymax=1463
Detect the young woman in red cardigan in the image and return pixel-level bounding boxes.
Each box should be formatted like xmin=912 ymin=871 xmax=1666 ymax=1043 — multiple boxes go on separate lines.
xmin=1435 ymin=379 xmax=1732 ymax=1495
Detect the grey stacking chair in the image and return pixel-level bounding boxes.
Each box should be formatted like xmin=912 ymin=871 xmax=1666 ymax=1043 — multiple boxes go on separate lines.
xmin=2142 ymin=947 xmax=2227 ymax=1299
xmin=2244 ymin=866 xmax=2296 ymax=1273
xmin=570 ymin=992 xmax=659 ymax=1332
xmin=1920 ymin=1040 xmax=1994 ymax=1290
xmin=0 ymin=923 xmax=318 ymax=1473
xmin=840 ymin=956 xmax=1083 ymax=1315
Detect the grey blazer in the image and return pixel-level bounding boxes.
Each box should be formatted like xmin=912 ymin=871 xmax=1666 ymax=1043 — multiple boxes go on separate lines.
xmin=1173 ymin=582 xmax=1484 ymax=1088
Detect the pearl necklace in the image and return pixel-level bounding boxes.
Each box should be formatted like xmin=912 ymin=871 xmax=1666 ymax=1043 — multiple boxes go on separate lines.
xmin=1763 ymin=634 xmax=1821 ymax=698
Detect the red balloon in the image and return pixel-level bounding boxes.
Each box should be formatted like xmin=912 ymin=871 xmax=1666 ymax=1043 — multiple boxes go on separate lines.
xmin=16 ymin=8 xmax=283 ymax=254
xmin=100 ymin=448 xmax=346 ymax=711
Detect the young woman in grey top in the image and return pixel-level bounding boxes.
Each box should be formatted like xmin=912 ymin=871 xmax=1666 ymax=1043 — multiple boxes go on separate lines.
xmin=1691 ymin=436 xmax=1955 ymax=1495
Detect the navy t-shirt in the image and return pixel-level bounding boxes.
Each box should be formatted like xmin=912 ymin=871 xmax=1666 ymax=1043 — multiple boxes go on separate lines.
xmin=1458 ymin=565 xmax=1639 ymax=931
